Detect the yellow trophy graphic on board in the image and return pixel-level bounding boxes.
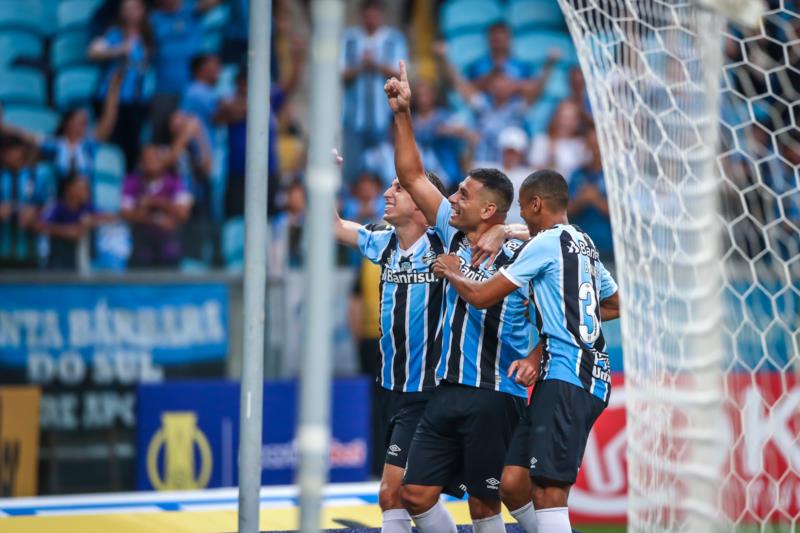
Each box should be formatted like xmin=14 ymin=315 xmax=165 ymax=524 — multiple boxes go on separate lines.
xmin=146 ymin=412 xmax=212 ymax=490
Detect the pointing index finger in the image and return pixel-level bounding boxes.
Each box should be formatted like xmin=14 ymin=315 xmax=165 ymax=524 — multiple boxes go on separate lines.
xmin=399 ymin=60 xmax=408 ymax=83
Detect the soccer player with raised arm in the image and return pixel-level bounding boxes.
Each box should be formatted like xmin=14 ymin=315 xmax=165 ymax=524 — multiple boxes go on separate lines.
xmin=334 ymin=160 xmax=514 ymax=533
xmin=433 ymin=170 xmax=621 ymax=533
xmin=385 ymin=61 xmax=537 ymax=533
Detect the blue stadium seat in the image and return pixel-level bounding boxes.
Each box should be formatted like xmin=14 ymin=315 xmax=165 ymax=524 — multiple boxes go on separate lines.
xmin=54 ymin=65 xmax=100 ymax=110
xmin=512 ymin=31 xmax=577 ymax=67
xmin=440 ymin=0 xmax=503 ymax=37
xmin=505 ymin=0 xmax=566 ymax=32
xmin=222 ymin=216 xmax=245 ymax=272
xmin=446 ymin=32 xmax=488 ymax=71
xmin=2 ymin=104 xmax=60 ymax=134
xmin=201 ymin=31 xmax=222 ymax=53
xmin=0 ymin=3 xmax=48 ymax=35
xmin=0 ymin=30 xmax=43 ymax=66
xmin=0 ymin=68 xmax=47 ymax=105
xmin=57 ymin=0 xmax=103 ymax=31
xmin=51 ymin=31 xmax=89 ymax=69
xmin=201 ymin=4 xmax=230 ymax=32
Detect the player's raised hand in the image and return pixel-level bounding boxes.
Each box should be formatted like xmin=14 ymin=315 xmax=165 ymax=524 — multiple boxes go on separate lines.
xmin=432 ymin=253 xmax=461 ymax=279
xmin=384 ymin=60 xmax=411 ymax=113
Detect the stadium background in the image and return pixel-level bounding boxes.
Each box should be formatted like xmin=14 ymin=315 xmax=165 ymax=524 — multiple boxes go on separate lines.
xmin=0 ymin=0 xmax=796 ymax=530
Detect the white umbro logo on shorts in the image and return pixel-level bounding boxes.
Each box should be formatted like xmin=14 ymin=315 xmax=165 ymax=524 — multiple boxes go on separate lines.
xmin=486 ymin=478 xmax=500 ymax=489
xmin=388 ymin=444 xmax=401 ymax=456
xmin=530 ymin=457 xmax=538 ymax=468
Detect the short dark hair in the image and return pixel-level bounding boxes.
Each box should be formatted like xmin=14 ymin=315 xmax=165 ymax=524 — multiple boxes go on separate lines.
xmin=361 ymin=0 xmax=383 ymax=11
xmin=467 ymin=167 xmax=514 ymax=214
xmin=488 ymin=21 xmax=509 ymax=33
xmin=425 ymin=171 xmax=447 ymax=197
xmin=520 ymin=169 xmax=569 ymax=210
xmin=190 ymin=53 xmax=216 ymax=77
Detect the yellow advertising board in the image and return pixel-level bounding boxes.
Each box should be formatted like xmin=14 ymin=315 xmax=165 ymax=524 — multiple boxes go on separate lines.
xmin=0 ymin=386 xmax=41 ymax=497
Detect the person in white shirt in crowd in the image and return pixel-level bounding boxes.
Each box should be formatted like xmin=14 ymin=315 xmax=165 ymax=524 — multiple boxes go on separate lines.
xmin=474 ymin=126 xmax=533 ymax=225
xmin=340 ymin=0 xmax=408 ymax=184
xmin=528 ymin=99 xmax=589 ymax=182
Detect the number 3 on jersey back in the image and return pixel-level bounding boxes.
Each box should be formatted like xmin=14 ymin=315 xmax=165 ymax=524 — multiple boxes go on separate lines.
xmin=578 ymin=282 xmax=600 ymax=344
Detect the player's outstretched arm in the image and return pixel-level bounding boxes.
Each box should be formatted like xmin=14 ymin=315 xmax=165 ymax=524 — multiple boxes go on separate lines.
xmin=385 ymin=61 xmax=444 ymax=226
xmin=432 ymin=254 xmax=517 ymax=308
xmin=600 ymin=291 xmax=620 ymax=321
xmin=333 ymin=210 xmax=362 ymax=249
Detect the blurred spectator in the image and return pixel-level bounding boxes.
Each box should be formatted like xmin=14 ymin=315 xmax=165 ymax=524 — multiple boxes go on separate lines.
xmin=464 ymin=22 xmax=530 ymax=90
xmin=340 ymin=0 xmax=408 ymax=183
xmin=341 ymin=172 xmax=385 ymax=224
xmin=40 ymin=73 xmax=123 ymax=181
xmin=121 ymin=144 xmax=193 ymax=268
xmin=412 ymin=79 xmax=475 ymax=189
xmin=223 ymin=45 xmax=305 ymax=219
xmin=567 ymin=66 xmax=592 ymax=122
xmin=88 ymin=0 xmax=152 ymax=170
xmin=475 ymin=127 xmax=532 ymax=224
xmin=167 ymin=112 xmax=215 ymax=264
xmin=38 ymin=175 xmax=114 ymax=270
xmin=181 ymin=54 xmax=226 ymax=142
xmin=0 ymin=136 xmax=48 ymax=269
xmin=529 ymin=99 xmax=588 ymax=181
xmin=568 ymin=129 xmax=613 ymax=261
xmin=271 ymin=179 xmax=306 ymax=269
xmin=149 ymin=0 xmax=221 ymax=142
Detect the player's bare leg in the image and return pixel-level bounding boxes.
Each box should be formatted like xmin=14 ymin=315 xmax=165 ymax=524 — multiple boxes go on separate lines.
xmin=380 ymin=464 xmax=411 ymax=533
xmin=532 ymin=479 xmax=572 ymax=533
xmin=500 ymin=465 xmax=538 ymax=532
xmin=401 ymin=484 xmax=456 ymax=533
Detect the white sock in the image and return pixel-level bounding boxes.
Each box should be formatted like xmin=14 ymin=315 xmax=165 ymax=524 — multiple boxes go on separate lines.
xmin=382 ymin=508 xmax=412 ymax=533
xmin=472 ymin=512 xmax=505 ymax=533
xmin=411 ymin=501 xmax=457 ymax=533
xmin=510 ymin=501 xmax=538 ymax=533
xmin=535 ymin=507 xmax=570 ymax=533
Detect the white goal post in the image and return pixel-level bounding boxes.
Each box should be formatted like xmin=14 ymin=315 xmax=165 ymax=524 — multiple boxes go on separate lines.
xmin=557 ymin=0 xmax=799 ymax=531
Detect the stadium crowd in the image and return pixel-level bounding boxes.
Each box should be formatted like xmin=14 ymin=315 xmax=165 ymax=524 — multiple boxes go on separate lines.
xmin=0 ymin=0 xmax=615 ymax=273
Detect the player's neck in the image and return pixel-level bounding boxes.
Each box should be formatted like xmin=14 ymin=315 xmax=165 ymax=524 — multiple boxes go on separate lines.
xmin=394 ymin=222 xmax=427 ymax=251
xmin=465 ymin=221 xmax=496 ymax=247
xmin=541 ymin=212 xmax=569 ymax=229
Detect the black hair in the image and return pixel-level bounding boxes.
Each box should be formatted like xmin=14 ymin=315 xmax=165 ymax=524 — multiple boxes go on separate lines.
xmin=0 ymin=134 xmax=28 ymax=152
xmin=520 ymin=169 xmax=569 ymax=210
xmin=425 ymin=171 xmax=447 ymax=197
xmin=488 ymin=21 xmax=510 ymax=33
xmin=57 ymin=172 xmax=82 ymax=201
xmin=190 ymin=53 xmax=216 ymax=77
xmin=466 ymin=167 xmax=514 ymax=214
xmin=361 ymin=0 xmax=383 ymax=11
xmin=55 ymin=108 xmax=84 ymax=137
xmin=235 ymin=66 xmax=247 ymax=85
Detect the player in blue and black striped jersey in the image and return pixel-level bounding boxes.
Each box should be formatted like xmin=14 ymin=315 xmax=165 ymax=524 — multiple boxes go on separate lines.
xmin=434 ymin=169 xmax=621 ymax=533
xmin=334 ymin=164 xmax=514 ymax=533
xmin=385 ymin=61 xmax=538 ymax=533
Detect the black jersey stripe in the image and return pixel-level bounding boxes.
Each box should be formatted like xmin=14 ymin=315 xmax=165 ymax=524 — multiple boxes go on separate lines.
xmin=478 ymin=251 xmax=514 ymax=389
xmin=391 ymin=273 xmax=409 ymax=391
xmin=446 ymin=296 xmax=468 ymax=383
xmin=423 ymin=234 xmax=445 ymax=390
xmin=560 ymin=231 xmax=594 ymax=391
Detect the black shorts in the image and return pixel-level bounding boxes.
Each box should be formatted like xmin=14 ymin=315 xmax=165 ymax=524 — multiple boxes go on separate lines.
xmin=402 ymin=381 xmax=525 ymax=501
xmin=377 ymin=388 xmax=433 ymax=469
xmin=505 ymin=379 xmax=606 ymax=484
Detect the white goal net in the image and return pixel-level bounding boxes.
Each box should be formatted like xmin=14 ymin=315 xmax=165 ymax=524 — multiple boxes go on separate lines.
xmin=557 ymin=0 xmax=799 ymax=531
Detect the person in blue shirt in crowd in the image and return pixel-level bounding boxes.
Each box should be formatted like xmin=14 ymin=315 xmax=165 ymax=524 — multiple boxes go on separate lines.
xmin=0 ymin=135 xmax=49 ymax=269
xmin=38 ymin=174 xmax=115 ymax=270
xmin=38 ymin=72 xmax=123 ymax=182
xmin=148 ymin=0 xmax=221 ymax=142
xmin=88 ymin=0 xmax=152 ymax=171
xmin=340 ymin=0 xmax=408 ymax=184
xmin=465 ymin=22 xmax=532 ymax=89
xmin=568 ymin=129 xmax=613 ymax=264
xmin=223 ymin=38 xmax=305 ymax=219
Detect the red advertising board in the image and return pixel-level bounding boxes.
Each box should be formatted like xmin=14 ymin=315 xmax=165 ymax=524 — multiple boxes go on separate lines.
xmin=569 ymin=373 xmax=800 ymax=524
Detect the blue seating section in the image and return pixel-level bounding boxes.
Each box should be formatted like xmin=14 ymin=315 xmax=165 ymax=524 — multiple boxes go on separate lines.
xmin=0 ymin=68 xmax=47 ymax=105
xmin=54 ymin=65 xmax=100 ymax=110
xmin=441 ymin=0 xmax=503 ymax=37
xmin=0 ymin=30 xmax=44 ymax=66
xmin=2 ymin=104 xmax=60 ymax=134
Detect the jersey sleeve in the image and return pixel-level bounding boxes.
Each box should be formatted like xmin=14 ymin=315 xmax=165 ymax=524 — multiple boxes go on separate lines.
xmin=499 ymin=236 xmax=554 ymax=288
xmin=357 ymin=223 xmax=394 ymax=264
xmin=598 ymin=260 xmax=618 ymax=300
xmin=434 ymin=197 xmax=457 ymax=245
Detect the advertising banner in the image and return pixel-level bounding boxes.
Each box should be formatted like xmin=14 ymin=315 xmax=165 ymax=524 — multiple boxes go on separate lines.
xmin=136 ymin=377 xmax=370 ymax=490
xmin=0 ymin=283 xmax=229 ymax=433
xmin=0 ymin=386 xmax=41 ymax=496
